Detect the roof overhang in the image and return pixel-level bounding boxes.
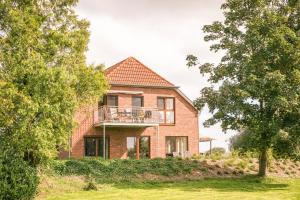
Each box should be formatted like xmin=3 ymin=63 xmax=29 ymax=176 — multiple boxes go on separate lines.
xmin=109 ymin=83 xmax=179 ymax=89
xmin=199 ymin=137 xmax=215 ymax=142
xmin=175 ymin=88 xmax=197 ymax=112
xmin=108 ymin=90 xmax=144 ymax=95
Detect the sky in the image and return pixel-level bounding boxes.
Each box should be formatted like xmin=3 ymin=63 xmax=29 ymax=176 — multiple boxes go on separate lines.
xmin=75 ymin=0 xmax=236 ymax=152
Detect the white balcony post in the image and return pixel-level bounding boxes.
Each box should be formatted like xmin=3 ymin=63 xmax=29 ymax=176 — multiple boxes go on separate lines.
xmin=103 ymin=124 xmax=106 ymax=159
xmin=156 ymin=125 xmax=160 ymax=157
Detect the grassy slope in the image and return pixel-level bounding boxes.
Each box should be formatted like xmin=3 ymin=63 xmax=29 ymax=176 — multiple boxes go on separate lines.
xmin=39 ymin=176 xmax=300 ymax=200
xmin=37 ymin=157 xmax=300 ymax=199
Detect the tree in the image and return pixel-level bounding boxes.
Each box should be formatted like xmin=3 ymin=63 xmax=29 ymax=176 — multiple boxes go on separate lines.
xmin=187 ymin=0 xmax=300 ymax=176
xmin=0 ymin=0 xmax=108 ymax=166
xmin=229 ymin=129 xmax=259 ymax=152
xmin=230 ymin=129 xmax=300 ymax=160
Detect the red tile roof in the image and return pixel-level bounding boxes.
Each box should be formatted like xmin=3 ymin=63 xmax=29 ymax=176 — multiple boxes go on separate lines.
xmin=105 ymin=57 xmax=175 ymax=87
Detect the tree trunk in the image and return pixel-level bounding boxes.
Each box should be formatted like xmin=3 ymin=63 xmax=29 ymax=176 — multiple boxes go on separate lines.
xmin=258 ymin=147 xmax=267 ymax=177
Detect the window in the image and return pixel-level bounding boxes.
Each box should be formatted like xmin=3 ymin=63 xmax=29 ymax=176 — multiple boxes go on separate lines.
xmin=85 ymin=138 xmax=97 ymax=156
xmin=165 ymin=136 xmax=188 ymax=157
xmin=107 ymin=95 xmax=118 ymax=106
xmin=127 ymin=136 xmax=150 ymax=159
xmin=132 ymin=96 xmax=144 ymax=107
xmin=127 ymin=137 xmax=137 ymax=159
xmin=157 ymin=97 xmax=175 ymax=124
xmin=84 ymin=137 xmax=109 ymax=158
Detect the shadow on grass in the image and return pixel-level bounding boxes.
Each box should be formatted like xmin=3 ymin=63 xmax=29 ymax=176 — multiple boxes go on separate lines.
xmin=113 ymin=176 xmax=289 ymax=193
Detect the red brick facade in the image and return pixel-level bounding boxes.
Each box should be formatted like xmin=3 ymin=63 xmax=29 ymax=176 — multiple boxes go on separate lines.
xmin=67 ymin=57 xmax=199 ymax=159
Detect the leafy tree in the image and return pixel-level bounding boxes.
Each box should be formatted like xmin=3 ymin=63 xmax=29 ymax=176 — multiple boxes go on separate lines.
xmin=187 ymin=0 xmax=300 ymax=176
xmin=229 ymin=129 xmax=259 ymax=152
xmin=229 ymin=129 xmax=300 ymax=160
xmin=0 ymin=0 xmax=108 ymax=166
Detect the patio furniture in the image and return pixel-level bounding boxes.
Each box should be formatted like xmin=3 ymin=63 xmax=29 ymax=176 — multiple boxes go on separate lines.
xmin=173 ymin=152 xmax=180 ymax=157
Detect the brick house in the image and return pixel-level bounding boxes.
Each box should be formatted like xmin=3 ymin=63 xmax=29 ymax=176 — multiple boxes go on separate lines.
xmin=69 ymin=57 xmax=199 ymax=159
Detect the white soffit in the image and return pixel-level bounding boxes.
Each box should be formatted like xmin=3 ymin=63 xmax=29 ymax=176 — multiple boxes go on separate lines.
xmin=108 ymin=90 xmax=144 ymax=95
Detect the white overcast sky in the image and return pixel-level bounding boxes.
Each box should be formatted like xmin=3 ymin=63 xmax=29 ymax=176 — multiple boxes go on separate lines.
xmin=75 ymin=0 xmax=236 ymax=152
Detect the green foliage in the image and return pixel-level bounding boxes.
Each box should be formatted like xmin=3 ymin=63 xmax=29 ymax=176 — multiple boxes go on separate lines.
xmin=83 ymin=176 xmax=98 ymax=191
xmin=0 ymin=0 xmax=108 ymax=165
xmin=229 ymin=130 xmax=259 ymax=152
xmin=188 ymin=0 xmax=300 ymax=176
xmin=206 ymin=147 xmax=226 ymax=155
xmin=231 ymin=130 xmax=300 ymax=160
xmin=83 ymin=181 xmax=98 ymax=191
xmin=50 ymin=158 xmax=200 ymax=183
xmin=272 ymin=131 xmax=300 ymax=160
xmin=0 ymin=151 xmax=38 ymax=200
xmin=209 ymin=153 xmax=223 ymax=161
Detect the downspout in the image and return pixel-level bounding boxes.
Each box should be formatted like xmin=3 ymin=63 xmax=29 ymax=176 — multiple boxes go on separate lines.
xmin=103 ymin=124 xmax=106 ymax=159
xmin=157 ymin=125 xmax=160 ymax=157
xmin=68 ymin=133 xmax=71 ymax=158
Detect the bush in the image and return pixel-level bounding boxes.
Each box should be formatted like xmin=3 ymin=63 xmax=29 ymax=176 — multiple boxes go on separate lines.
xmin=206 ymin=147 xmax=226 ymax=155
xmin=0 ymin=152 xmax=38 ymax=200
xmin=50 ymin=158 xmax=200 ymax=182
xmin=83 ymin=176 xmax=98 ymax=191
xmin=83 ymin=181 xmax=98 ymax=191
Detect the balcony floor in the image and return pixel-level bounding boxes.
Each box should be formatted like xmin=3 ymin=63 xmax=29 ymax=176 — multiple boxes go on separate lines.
xmin=94 ymin=122 xmax=159 ymax=128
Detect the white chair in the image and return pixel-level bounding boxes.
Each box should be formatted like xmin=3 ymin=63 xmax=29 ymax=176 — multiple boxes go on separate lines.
xmin=173 ymin=152 xmax=180 ymax=157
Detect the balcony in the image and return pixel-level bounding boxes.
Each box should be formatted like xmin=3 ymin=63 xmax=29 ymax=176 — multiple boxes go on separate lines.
xmin=94 ymin=106 xmax=160 ymax=127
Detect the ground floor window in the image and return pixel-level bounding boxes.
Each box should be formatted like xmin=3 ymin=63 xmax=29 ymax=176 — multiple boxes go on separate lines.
xmin=84 ymin=137 xmax=109 ymax=158
xmin=140 ymin=137 xmax=150 ymax=159
xmin=127 ymin=137 xmax=137 ymax=159
xmin=127 ymin=136 xmax=150 ymax=159
xmin=165 ymin=136 xmax=188 ymax=157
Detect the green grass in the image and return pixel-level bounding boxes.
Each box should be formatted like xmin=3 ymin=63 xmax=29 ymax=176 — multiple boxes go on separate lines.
xmin=39 ymin=176 xmax=300 ymax=200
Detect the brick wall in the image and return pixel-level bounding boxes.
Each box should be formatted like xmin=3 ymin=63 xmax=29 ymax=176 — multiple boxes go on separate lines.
xmin=69 ymin=86 xmax=199 ymax=159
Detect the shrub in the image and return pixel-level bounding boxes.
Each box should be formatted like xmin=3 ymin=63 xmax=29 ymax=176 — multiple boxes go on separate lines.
xmin=0 ymin=152 xmax=38 ymax=200
xmin=249 ymin=165 xmax=256 ymax=171
xmin=50 ymin=158 xmax=201 ymax=182
xmin=83 ymin=181 xmax=98 ymax=191
xmin=206 ymin=147 xmax=226 ymax=155
xmin=237 ymin=161 xmax=247 ymax=170
xmin=224 ymin=159 xmax=235 ymax=167
xmin=83 ymin=176 xmax=98 ymax=191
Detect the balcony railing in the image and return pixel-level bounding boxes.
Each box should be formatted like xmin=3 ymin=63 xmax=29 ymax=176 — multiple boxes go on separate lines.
xmin=94 ymin=106 xmax=160 ymax=126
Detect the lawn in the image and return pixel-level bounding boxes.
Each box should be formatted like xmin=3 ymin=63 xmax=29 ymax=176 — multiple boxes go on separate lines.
xmin=40 ymin=177 xmax=300 ymax=200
